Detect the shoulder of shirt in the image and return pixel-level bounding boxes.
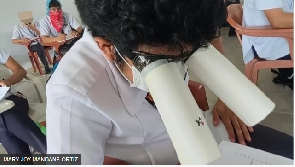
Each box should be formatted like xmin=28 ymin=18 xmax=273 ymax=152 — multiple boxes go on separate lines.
xmin=13 ymin=24 xmax=22 ymax=30
xmin=39 ymin=16 xmax=50 ymax=24
xmin=63 ymin=12 xmax=70 ymax=17
xmin=33 ymin=20 xmax=40 ymax=25
xmin=0 ymin=48 xmax=9 ymax=64
xmin=63 ymin=12 xmax=72 ymax=23
xmin=47 ymin=33 xmax=112 ymax=98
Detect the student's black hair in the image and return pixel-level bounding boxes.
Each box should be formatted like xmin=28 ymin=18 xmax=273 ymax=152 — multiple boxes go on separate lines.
xmin=49 ymin=0 xmax=61 ymax=8
xmin=74 ymin=0 xmax=227 ymax=67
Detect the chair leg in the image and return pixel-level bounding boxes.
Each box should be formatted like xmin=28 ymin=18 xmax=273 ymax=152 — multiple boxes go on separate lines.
xmin=33 ymin=52 xmax=44 ymax=75
xmin=252 ymin=68 xmax=259 ymax=85
xmin=28 ymin=53 xmax=37 ymax=73
xmin=45 ymin=50 xmax=53 ymax=65
xmin=245 ymin=59 xmax=260 ymax=82
xmin=245 ymin=63 xmax=254 ymax=82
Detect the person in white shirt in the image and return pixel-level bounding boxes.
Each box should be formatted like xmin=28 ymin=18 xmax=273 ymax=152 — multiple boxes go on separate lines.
xmin=39 ymin=0 xmax=83 ymax=65
xmin=0 ymin=48 xmax=46 ymax=164
xmin=12 ymin=20 xmax=51 ymax=74
xmin=39 ymin=0 xmax=83 ymax=44
xmin=46 ymin=0 xmax=293 ymax=164
xmin=243 ymin=0 xmax=294 ymax=85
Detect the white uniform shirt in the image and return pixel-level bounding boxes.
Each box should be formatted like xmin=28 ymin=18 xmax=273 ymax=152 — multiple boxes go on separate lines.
xmin=0 ymin=48 xmax=16 ymax=99
xmin=12 ymin=21 xmax=40 ymax=45
xmin=39 ymin=12 xmax=81 ymax=37
xmin=242 ymin=0 xmax=293 ymax=64
xmin=0 ymin=49 xmax=10 ymax=65
xmin=46 ymin=30 xmax=228 ymax=165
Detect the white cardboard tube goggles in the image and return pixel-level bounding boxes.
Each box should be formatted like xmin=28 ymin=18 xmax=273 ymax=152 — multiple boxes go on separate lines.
xmin=185 ymin=45 xmax=275 ymax=126
xmin=141 ymin=60 xmax=221 ymax=165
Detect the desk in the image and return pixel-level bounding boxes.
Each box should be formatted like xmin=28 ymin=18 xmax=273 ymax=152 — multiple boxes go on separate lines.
xmin=40 ymin=36 xmax=80 ymax=64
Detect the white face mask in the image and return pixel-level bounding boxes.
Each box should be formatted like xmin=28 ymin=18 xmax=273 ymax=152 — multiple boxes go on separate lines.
xmin=114 ymin=47 xmax=149 ymax=92
xmin=114 ymin=47 xmax=188 ymax=92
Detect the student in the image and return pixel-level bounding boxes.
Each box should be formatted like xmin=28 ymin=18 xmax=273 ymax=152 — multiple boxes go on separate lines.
xmin=243 ymin=0 xmax=294 ymax=86
xmin=39 ymin=0 xmax=83 ymax=44
xmin=46 ymin=0 xmax=293 ymax=164
xmin=12 ymin=20 xmax=51 ymax=74
xmin=0 ymin=48 xmax=46 ymax=165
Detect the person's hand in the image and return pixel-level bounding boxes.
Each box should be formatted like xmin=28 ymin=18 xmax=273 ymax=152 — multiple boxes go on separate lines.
xmin=212 ymin=99 xmax=254 ymax=145
xmin=14 ymin=92 xmax=27 ymax=99
xmin=56 ymin=34 xmax=67 ymax=41
xmin=69 ymin=31 xmax=80 ymax=37
xmin=0 ymin=80 xmax=10 ymax=87
xmin=28 ymin=24 xmax=37 ymax=30
xmin=22 ymin=38 xmax=31 ymax=43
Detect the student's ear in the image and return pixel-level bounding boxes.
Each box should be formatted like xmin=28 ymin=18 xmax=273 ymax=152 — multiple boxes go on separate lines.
xmin=94 ymin=37 xmax=116 ymax=61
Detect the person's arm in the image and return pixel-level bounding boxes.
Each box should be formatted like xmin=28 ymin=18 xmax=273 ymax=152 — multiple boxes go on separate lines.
xmin=2 ymin=56 xmax=27 ymax=86
xmin=29 ymin=21 xmax=41 ymax=36
xmin=46 ymin=84 xmax=112 ymax=165
xmin=254 ymin=0 xmax=293 ymax=28
xmin=264 ymin=8 xmax=293 ymax=28
xmin=69 ymin=14 xmax=83 ymax=34
xmin=11 ymin=26 xmax=29 ymax=44
xmin=12 ymin=39 xmax=29 ymax=45
xmin=41 ymin=35 xmax=63 ymax=43
xmin=210 ymin=36 xmax=253 ymax=144
xmin=211 ymin=36 xmax=225 ymax=55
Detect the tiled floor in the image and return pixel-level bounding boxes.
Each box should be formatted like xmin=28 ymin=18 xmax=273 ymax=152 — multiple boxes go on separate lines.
xmin=0 ymin=27 xmax=293 ymax=154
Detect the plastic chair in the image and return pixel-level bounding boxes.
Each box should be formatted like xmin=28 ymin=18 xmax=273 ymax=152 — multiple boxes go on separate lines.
xmin=24 ymin=41 xmax=53 ymax=75
xmin=40 ymin=36 xmax=81 ymax=64
xmin=0 ymin=100 xmax=15 ymax=113
xmin=103 ymin=80 xmax=209 ymax=165
xmin=40 ymin=40 xmax=65 ymax=62
xmin=25 ymin=42 xmax=44 ymax=75
xmin=44 ymin=46 xmax=53 ymax=65
xmin=227 ymin=4 xmax=294 ymax=85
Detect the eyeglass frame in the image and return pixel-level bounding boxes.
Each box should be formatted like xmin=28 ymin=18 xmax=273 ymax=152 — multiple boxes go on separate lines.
xmin=128 ymin=47 xmax=199 ymax=72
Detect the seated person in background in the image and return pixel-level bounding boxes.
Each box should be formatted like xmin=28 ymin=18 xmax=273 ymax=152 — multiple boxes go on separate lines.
xmin=39 ymin=0 xmax=83 ymax=44
xmin=12 ymin=18 xmax=51 ymax=74
xmin=243 ymin=0 xmax=294 ymax=86
xmin=0 ymin=48 xmax=46 ymax=165
xmin=46 ymin=0 xmax=293 ymax=164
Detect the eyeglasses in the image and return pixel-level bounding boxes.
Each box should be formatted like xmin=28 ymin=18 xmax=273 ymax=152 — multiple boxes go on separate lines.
xmin=130 ymin=48 xmax=198 ymax=72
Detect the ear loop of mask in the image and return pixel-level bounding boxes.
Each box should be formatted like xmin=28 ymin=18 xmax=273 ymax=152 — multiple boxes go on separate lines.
xmin=114 ymin=47 xmax=133 ymax=69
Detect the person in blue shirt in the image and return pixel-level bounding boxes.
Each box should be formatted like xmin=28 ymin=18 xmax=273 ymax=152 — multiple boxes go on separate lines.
xmin=243 ymin=0 xmax=294 ymax=87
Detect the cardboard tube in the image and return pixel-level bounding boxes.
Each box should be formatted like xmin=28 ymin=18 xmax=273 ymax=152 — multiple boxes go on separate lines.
xmin=143 ymin=62 xmax=221 ymax=165
xmin=186 ymin=45 xmax=275 ymax=126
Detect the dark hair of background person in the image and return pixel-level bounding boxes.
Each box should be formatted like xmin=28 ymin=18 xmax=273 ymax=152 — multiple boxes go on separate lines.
xmin=74 ymin=0 xmax=227 ymax=68
xmin=49 ymin=0 xmax=61 ymax=8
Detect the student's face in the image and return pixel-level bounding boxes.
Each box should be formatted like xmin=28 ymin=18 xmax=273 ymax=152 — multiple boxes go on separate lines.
xmin=94 ymin=37 xmax=192 ymax=83
xmin=22 ymin=22 xmax=32 ymax=28
xmin=50 ymin=7 xmax=62 ymax=13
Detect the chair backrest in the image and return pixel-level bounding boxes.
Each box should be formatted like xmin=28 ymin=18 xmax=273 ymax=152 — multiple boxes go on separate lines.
xmin=227 ymin=4 xmax=243 ymax=29
xmin=24 ymin=42 xmax=33 ymax=54
xmin=227 ymin=4 xmax=243 ymax=44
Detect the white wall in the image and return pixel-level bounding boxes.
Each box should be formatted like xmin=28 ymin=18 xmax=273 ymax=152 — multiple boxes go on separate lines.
xmin=0 ymin=0 xmax=81 ymax=57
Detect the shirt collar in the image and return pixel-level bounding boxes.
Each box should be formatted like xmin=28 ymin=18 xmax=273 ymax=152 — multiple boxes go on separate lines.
xmin=106 ymin=59 xmax=147 ymax=116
